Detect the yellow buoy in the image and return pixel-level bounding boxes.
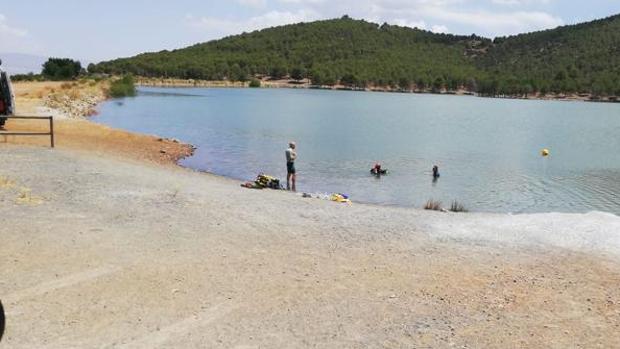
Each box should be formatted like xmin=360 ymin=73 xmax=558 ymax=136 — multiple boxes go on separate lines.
xmin=541 ymin=149 xmax=550 ymax=157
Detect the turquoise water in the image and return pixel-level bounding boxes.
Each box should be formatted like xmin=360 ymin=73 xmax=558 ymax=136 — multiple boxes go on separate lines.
xmin=94 ymin=87 xmax=620 ymax=214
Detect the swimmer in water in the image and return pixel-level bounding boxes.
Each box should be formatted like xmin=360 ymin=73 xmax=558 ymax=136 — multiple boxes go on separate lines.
xmin=373 ymin=163 xmax=382 ymax=174
xmin=432 ymin=165 xmax=440 ymax=179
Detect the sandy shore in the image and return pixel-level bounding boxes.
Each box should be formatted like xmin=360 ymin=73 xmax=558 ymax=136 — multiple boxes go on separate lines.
xmin=3 ymin=81 xmax=193 ymax=165
xmin=1 ymin=81 xmax=620 ymax=348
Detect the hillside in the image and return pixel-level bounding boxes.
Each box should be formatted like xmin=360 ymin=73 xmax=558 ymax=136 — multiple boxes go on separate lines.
xmin=91 ymin=17 xmax=487 ymax=91
xmin=91 ymin=15 xmax=620 ymax=97
xmin=478 ymin=14 xmax=620 ymax=96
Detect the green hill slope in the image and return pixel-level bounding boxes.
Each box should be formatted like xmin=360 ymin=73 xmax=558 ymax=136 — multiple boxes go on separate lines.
xmin=91 ymin=17 xmax=487 ymax=90
xmin=91 ymin=15 xmax=620 ymax=97
xmin=478 ymin=14 xmax=620 ymax=96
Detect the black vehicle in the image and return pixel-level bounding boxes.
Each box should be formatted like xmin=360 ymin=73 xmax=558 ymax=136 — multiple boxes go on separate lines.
xmin=0 ymin=300 xmax=4 ymax=343
xmin=0 ymin=59 xmax=16 ymax=129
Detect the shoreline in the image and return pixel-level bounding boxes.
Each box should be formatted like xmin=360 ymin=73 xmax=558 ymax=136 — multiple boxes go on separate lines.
xmin=122 ymin=81 xmax=620 ymax=216
xmin=3 ymin=81 xmax=620 ymax=348
xmin=8 ymin=80 xmax=619 ymax=216
xmin=136 ymin=77 xmax=620 ymax=104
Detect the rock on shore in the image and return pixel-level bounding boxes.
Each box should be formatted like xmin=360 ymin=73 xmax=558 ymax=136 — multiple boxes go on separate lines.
xmin=43 ymin=81 xmax=108 ymax=119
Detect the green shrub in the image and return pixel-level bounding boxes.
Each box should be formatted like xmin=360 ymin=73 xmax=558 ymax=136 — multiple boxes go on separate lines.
xmin=449 ymin=201 xmax=468 ymax=213
xmin=42 ymin=58 xmax=82 ymax=81
xmin=10 ymin=73 xmax=44 ymax=82
xmin=108 ymin=75 xmax=136 ymax=98
xmin=249 ymin=78 xmax=261 ymax=88
xmin=290 ymin=67 xmax=306 ymax=81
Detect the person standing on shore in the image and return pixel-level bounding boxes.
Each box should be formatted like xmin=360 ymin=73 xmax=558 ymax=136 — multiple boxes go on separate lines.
xmin=286 ymin=142 xmax=297 ymax=192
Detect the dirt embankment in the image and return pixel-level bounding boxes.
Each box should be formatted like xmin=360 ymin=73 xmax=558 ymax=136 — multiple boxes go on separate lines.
xmin=3 ymin=80 xmax=193 ymax=165
xmin=12 ymin=80 xmax=107 ymax=118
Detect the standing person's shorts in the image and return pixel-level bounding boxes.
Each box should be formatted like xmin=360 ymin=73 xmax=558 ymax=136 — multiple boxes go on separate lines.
xmin=287 ymin=162 xmax=296 ymax=175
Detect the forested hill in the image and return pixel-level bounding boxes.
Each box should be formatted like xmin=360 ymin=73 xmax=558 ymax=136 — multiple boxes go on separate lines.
xmin=478 ymin=14 xmax=620 ymax=96
xmin=90 ymin=15 xmax=620 ymax=97
xmin=92 ymin=17 xmax=486 ymax=90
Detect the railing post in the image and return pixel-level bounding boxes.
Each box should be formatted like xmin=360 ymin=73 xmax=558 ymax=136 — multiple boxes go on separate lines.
xmin=0 ymin=116 xmax=55 ymax=148
xmin=49 ymin=117 xmax=54 ymax=148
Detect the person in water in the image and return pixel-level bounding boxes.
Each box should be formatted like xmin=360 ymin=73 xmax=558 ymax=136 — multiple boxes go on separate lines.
xmin=373 ymin=163 xmax=382 ymax=174
xmin=432 ymin=165 xmax=440 ymax=179
xmin=285 ymin=141 xmax=297 ymax=192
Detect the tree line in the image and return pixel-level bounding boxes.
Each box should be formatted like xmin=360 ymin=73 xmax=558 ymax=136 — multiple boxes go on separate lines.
xmin=15 ymin=15 xmax=620 ymax=97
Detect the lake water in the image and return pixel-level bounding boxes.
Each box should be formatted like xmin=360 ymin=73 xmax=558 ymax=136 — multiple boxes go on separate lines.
xmin=93 ymin=87 xmax=620 ymax=214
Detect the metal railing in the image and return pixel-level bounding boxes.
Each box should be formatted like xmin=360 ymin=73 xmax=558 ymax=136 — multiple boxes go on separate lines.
xmin=0 ymin=116 xmax=54 ymax=148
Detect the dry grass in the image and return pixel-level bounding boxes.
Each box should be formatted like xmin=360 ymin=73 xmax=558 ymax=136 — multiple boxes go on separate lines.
xmin=424 ymin=199 xmax=443 ymax=211
xmin=0 ymin=176 xmax=43 ymax=205
xmin=67 ymin=88 xmax=82 ymax=100
xmin=15 ymin=187 xmax=44 ymax=206
xmin=0 ymin=175 xmax=15 ymax=189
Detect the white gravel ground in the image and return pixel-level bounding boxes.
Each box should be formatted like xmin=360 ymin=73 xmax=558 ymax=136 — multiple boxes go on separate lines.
xmin=1 ymin=145 xmax=619 ymax=348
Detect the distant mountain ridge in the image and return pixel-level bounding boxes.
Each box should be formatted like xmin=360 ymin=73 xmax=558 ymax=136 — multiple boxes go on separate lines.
xmin=0 ymin=53 xmax=47 ymax=75
xmin=91 ymin=14 xmax=620 ymax=97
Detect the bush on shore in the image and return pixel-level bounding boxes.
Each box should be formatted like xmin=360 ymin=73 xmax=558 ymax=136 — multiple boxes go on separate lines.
xmin=108 ymin=75 xmax=136 ymax=98
xmin=10 ymin=73 xmax=45 ymax=82
xmin=42 ymin=58 xmax=83 ymax=81
xmin=450 ymin=201 xmax=468 ymax=213
xmin=249 ymin=78 xmax=261 ymax=88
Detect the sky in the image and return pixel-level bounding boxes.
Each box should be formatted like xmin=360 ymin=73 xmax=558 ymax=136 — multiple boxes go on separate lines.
xmin=1 ymin=0 xmax=619 ymax=63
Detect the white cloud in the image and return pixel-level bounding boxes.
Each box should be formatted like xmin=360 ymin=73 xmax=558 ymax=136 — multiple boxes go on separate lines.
xmin=0 ymin=13 xmax=43 ymax=55
xmin=277 ymin=0 xmax=328 ymax=4
xmin=237 ymin=0 xmax=267 ymax=8
xmin=186 ymin=0 xmax=565 ymax=41
xmin=431 ymin=24 xmax=449 ymax=33
xmin=492 ymin=0 xmax=553 ymax=5
xmin=0 ymin=14 xmax=27 ymax=37
xmin=186 ymin=9 xmax=320 ymax=38
xmin=426 ymin=8 xmax=563 ymax=35
xmin=309 ymin=0 xmax=564 ymax=36
xmin=393 ymin=19 xmax=427 ymax=29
